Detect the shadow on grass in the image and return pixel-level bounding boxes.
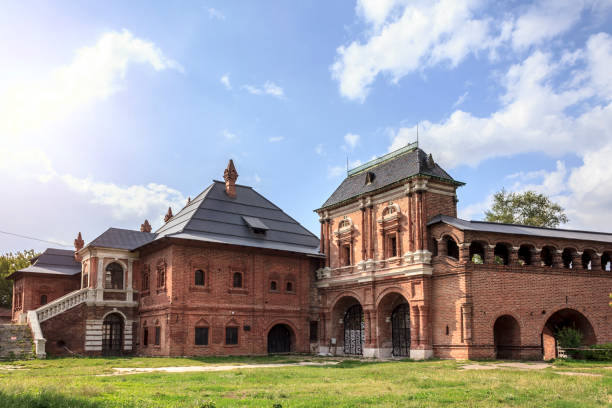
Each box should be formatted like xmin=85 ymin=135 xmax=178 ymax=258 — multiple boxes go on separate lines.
xmin=0 ymin=391 xmax=101 ymax=408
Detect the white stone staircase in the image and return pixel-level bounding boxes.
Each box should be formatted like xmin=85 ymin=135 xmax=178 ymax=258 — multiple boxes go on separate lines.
xmin=26 ymin=288 xmax=94 ymax=358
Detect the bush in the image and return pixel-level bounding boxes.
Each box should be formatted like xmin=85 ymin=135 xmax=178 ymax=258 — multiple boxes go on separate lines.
xmin=471 ymin=254 xmax=483 ymax=264
xmin=582 ymin=343 xmax=612 ymax=361
xmin=556 ymin=327 xmax=582 ymax=349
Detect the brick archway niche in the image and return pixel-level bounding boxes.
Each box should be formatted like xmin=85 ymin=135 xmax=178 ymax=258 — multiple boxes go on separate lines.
xmin=329 ymin=295 xmax=363 ymax=356
xmin=493 ymin=315 xmax=521 ymax=360
xmin=376 ymin=292 xmax=411 ymax=358
xmin=542 ymin=308 xmax=597 ymax=360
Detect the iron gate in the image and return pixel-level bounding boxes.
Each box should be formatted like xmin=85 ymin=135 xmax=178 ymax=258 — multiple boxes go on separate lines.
xmin=268 ymin=324 xmax=292 ymax=353
xmin=391 ymin=303 xmax=411 ymax=357
xmin=343 ymin=304 xmax=364 ymax=355
xmin=102 ymin=313 xmax=123 ymax=355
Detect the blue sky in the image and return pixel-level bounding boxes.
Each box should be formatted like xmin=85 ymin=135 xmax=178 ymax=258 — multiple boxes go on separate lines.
xmin=1 ymin=0 xmax=612 ymax=252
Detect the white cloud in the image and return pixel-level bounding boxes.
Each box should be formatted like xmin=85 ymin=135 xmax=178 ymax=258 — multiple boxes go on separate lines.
xmin=208 ymin=8 xmax=226 ymax=20
xmin=220 ymin=74 xmax=232 ymax=90
xmin=333 ymin=0 xmax=612 ymax=102
xmin=315 ymin=144 xmax=325 ymax=156
xmin=222 ymin=129 xmax=237 ymax=140
xmin=344 ymin=133 xmax=360 ymax=149
xmin=328 ymin=165 xmax=346 ymax=179
xmin=268 ymin=136 xmax=284 ymax=142
xmin=243 ymin=81 xmax=285 ymax=99
xmin=452 ymin=91 xmax=469 ymax=108
xmin=0 ymin=29 xmax=182 ymax=136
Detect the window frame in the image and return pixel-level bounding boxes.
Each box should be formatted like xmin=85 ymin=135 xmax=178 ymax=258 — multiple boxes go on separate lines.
xmin=225 ymin=326 xmax=239 ymax=345
xmin=194 ymin=269 xmax=205 ymax=286
xmin=154 ymin=325 xmax=161 ymax=346
xmin=270 ymin=280 xmax=278 ymax=292
xmin=142 ymin=324 xmax=148 ymax=347
xmin=232 ymin=271 xmax=243 ymax=288
xmin=195 ymin=326 xmax=209 ymax=346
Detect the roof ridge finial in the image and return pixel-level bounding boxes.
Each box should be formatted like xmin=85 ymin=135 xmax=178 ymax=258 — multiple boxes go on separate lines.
xmin=224 ymin=159 xmax=238 ymax=198
xmin=74 ymin=232 xmax=84 ymax=251
xmin=164 ymin=207 xmax=173 ymax=223
xmin=140 ymin=219 xmax=152 ymax=233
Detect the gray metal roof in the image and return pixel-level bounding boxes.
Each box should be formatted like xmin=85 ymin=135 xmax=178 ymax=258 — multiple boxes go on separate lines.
xmin=87 ymin=228 xmax=155 ymax=250
xmin=14 ymin=248 xmax=81 ymax=277
xmin=152 ymin=181 xmax=321 ymax=255
xmin=428 ymin=215 xmax=612 ymax=244
xmin=319 ymin=146 xmax=462 ymax=210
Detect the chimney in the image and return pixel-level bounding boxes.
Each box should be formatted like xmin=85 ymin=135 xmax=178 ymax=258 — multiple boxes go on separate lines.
xmin=74 ymin=232 xmax=84 ymax=261
xmin=164 ymin=207 xmax=173 ymax=223
xmin=223 ymin=159 xmax=239 ymax=198
xmin=140 ymin=219 xmax=152 ymax=233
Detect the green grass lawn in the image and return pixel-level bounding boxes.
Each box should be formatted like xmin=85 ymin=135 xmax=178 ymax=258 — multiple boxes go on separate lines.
xmin=0 ymin=356 xmax=610 ymax=407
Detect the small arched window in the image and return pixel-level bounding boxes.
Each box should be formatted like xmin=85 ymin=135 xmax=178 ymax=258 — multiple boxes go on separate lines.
xmin=286 ymin=281 xmax=294 ymax=292
xmin=233 ymin=272 xmax=243 ymax=288
xmin=494 ymin=244 xmax=510 ymax=265
xmin=562 ymin=248 xmax=575 ymax=269
xmin=40 ymin=295 xmax=47 ymax=305
xmin=105 ymin=262 xmax=124 ymax=289
xmin=270 ymin=280 xmax=277 ymax=291
xmin=446 ymin=237 xmax=459 ymax=260
xmin=339 ymin=219 xmax=350 ymax=229
xmin=142 ymin=265 xmax=150 ymax=291
xmin=540 ymin=246 xmax=555 ymax=267
xmin=194 ymin=269 xmax=205 ymax=286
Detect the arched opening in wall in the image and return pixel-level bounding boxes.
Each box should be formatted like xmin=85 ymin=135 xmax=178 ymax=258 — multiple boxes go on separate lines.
xmin=540 ymin=246 xmax=555 ymax=267
xmin=582 ymin=250 xmax=595 ymax=270
xmin=562 ymin=248 xmax=576 ymax=269
xmin=494 ymin=244 xmax=510 ymax=265
xmin=343 ymin=304 xmax=364 ymax=356
xmin=542 ymin=308 xmax=597 ymax=359
xmin=493 ymin=315 xmax=521 ymax=359
xmin=105 ymin=262 xmax=124 ymax=289
xmin=602 ymin=252 xmax=612 ymax=271
xmin=518 ymin=245 xmax=534 ymax=266
xmin=445 ymin=236 xmax=459 ymax=260
xmin=267 ymin=324 xmax=294 ymax=354
xmin=391 ymin=304 xmax=411 ymax=357
xmin=469 ymin=242 xmax=485 ymax=264
xmin=102 ymin=313 xmax=124 ymax=355
xmin=194 ymin=269 xmax=205 ymax=286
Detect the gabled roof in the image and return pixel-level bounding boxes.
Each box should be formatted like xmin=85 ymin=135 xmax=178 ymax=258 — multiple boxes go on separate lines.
xmin=152 ymin=181 xmax=321 ymax=255
xmin=319 ymin=145 xmax=463 ymax=210
xmin=86 ymin=228 xmax=155 ymax=251
xmin=428 ymin=214 xmax=612 ymax=244
xmin=10 ymin=248 xmax=81 ymax=278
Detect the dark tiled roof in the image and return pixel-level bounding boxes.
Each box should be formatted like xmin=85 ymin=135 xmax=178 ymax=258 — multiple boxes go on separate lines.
xmin=87 ymin=228 xmax=155 ymax=251
xmin=319 ymin=147 xmax=462 ymax=210
xmin=13 ymin=248 xmax=81 ymax=277
xmin=153 ymin=181 xmax=321 ymax=255
xmin=428 ymin=215 xmax=612 ymax=244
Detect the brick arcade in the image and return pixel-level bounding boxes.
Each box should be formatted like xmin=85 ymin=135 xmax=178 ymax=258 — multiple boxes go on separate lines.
xmin=9 ymin=144 xmax=612 ymax=360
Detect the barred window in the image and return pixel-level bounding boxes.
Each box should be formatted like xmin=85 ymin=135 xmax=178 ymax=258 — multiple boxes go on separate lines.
xmin=225 ymin=327 xmax=238 ymax=345
xmin=309 ymin=321 xmax=318 ymax=342
xmin=195 ymin=327 xmax=209 ymax=345
xmin=155 ymin=325 xmax=161 ymax=346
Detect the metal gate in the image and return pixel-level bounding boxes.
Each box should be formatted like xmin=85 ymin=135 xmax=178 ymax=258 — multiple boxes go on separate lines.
xmin=268 ymin=324 xmax=292 ymax=353
xmin=343 ymin=304 xmax=364 ymax=355
xmin=102 ymin=313 xmax=123 ymax=355
xmin=392 ymin=303 xmax=411 ymax=357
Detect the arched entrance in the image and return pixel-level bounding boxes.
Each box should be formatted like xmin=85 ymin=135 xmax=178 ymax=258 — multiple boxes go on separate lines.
xmin=267 ymin=324 xmax=293 ymax=354
xmin=344 ymin=304 xmax=364 ymax=355
xmin=542 ymin=308 xmax=596 ymax=359
xmin=493 ymin=315 xmax=521 ymax=359
xmin=391 ymin=303 xmax=411 ymax=357
xmin=102 ymin=313 xmax=124 ymax=355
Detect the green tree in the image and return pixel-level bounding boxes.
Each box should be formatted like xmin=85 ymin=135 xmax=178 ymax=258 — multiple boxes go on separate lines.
xmin=484 ymin=189 xmax=569 ymax=228
xmin=0 ymin=250 xmax=38 ymax=308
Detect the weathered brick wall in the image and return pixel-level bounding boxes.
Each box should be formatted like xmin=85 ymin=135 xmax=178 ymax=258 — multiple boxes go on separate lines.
xmin=13 ymin=274 xmax=80 ymax=322
xmin=137 ymin=241 xmax=316 ymax=356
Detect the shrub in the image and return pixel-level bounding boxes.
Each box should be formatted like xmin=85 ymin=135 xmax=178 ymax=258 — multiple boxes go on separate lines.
xmin=556 ymin=327 xmax=583 ymax=349
xmin=494 ymin=256 xmax=504 ymax=265
xmin=471 ymin=254 xmax=483 ymax=264
xmin=582 ymin=343 xmax=612 ymax=361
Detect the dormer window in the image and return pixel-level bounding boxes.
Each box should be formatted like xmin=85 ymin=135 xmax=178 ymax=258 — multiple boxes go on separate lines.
xmin=243 ymin=216 xmax=269 ymax=235
xmin=365 ymin=171 xmax=375 ymax=185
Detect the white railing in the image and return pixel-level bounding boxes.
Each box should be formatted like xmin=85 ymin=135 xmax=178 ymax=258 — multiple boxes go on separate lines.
xmin=26 ymin=310 xmax=46 ymax=359
xmin=36 ymin=288 xmax=94 ymax=323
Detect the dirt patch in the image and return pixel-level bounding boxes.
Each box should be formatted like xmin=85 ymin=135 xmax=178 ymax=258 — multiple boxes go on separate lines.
xmin=101 ymin=361 xmax=340 ymax=376
xmin=555 ymin=371 xmax=602 ymax=377
xmin=0 ymin=365 xmax=27 ymax=370
xmin=461 ymin=362 xmax=550 ymax=371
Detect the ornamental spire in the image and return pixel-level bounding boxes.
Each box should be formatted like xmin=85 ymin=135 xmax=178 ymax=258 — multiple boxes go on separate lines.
xmin=140 ymin=219 xmax=152 ymax=233
xmin=164 ymin=207 xmax=173 ymax=223
xmin=223 ymin=159 xmax=238 ymax=198
xmin=74 ymin=232 xmax=84 ymax=251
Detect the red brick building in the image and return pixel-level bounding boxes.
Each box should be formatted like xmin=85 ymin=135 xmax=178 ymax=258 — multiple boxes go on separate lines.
xmin=9 ymin=147 xmax=612 ymax=359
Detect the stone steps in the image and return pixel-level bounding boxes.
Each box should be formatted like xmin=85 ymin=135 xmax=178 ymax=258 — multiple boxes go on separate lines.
xmin=0 ymin=324 xmax=34 ymax=360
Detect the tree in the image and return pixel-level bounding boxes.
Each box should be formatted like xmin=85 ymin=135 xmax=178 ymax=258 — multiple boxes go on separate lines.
xmin=484 ymin=189 xmax=569 ymax=228
xmin=0 ymin=250 xmax=38 ymax=308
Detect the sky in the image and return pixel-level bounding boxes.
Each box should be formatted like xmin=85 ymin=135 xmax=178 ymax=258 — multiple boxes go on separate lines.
xmin=1 ymin=0 xmax=612 ymax=253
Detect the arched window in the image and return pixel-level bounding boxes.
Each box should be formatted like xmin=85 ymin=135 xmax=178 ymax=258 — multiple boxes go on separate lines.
xmin=469 ymin=242 xmax=485 ymax=264
xmin=286 ymin=281 xmax=294 ymax=292
xmin=445 ymin=237 xmax=459 ymax=260
xmin=194 ymin=269 xmax=205 ymax=286
xmin=40 ymin=295 xmax=47 ymax=305
xmin=540 ymin=246 xmax=555 ymax=267
xmin=270 ymin=280 xmax=277 ymax=291
xmin=157 ymin=260 xmax=166 ymax=288
xmin=562 ymin=248 xmax=575 ymax=269
xmin=142 ymin=321 xmax=148 ymax=347
xmin=142 ymin=265 xmax=150 ymax=291
xmin=582 ymin=250 xmax=595 ymax=270
xmin=602 ymin=252 xmax=612 ymax=271
xmin=518 ymin=245 xmax=534 ymax=266
xmin=494 ymin=244 xmax=509 ymax=265
xmin=105 ymin=262 xmax=124 ymax=289
xmin=154 ymin=321 xmax=161 ymax=346
xmin=233 ymin=272 xmax=243 ymax=288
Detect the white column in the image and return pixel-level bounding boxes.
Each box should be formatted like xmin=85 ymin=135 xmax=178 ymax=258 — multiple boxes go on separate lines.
xmin=127 ymin=259 xmax=133 ymax=302
xmin=96 ymin=258 xmax=104 ymax=301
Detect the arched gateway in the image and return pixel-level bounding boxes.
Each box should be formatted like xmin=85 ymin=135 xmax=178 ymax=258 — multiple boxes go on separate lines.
xmin=542 ymin=308 xmax=596 ymax=359
xmin=102 ymin=313 xmax=124 ymax=355
xmin=267 ymin=324 xmax=293 ymax=354
xmin=391 ymin=303 xmax=411 ymax=357
xmin=344 ymin=304 xmax=364 ymax=355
